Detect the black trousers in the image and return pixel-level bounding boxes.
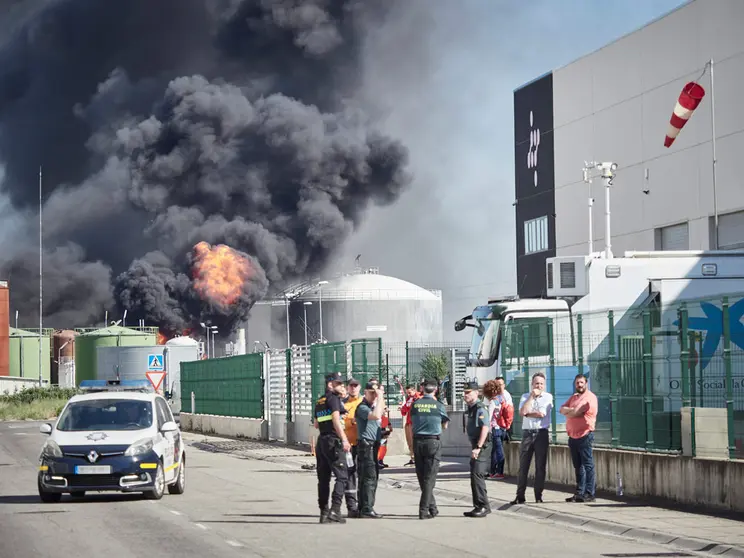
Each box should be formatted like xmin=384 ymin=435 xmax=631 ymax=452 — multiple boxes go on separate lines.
xmin=470 ymin=441 xmax=491 ymax=509
xmin=413 ymin=437 xmax=441 ymax=513
xmin=516 ymin=428 xmax=549 ymax=500
xmin=357 ymin=439 xmax=380 ymax=513
xmin=344 ymin=445 xmax=358 ymax=511
xmin=316 ymin=434 xmax=348 ymax=512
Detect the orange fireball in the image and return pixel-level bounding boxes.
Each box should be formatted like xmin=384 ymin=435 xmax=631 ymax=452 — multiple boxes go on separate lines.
xmin=191 ymin=241 xmax=252 ymax=307
xmin=156 ymin=331 xmax=168 ymax=345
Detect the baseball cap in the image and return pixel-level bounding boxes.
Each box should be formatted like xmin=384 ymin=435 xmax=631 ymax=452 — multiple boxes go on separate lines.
xmin=365 ymin=381 xmax=379 ymax=390
xmin=347 ymin=378 xmax=360 ymax=386
xmin=325 ymin=372 xmax=344 ymax=383
xmin=464 ymin=380 xmax=480 ymax=392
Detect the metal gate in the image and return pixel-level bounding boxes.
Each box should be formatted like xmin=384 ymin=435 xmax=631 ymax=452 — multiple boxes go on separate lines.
xmin=450 ymin=348 xmax=469 ymax=411
xmin=266 ymin=349 xmax=288 ymax=442
xmin=290 ymin=344 xmax=313 ymax=444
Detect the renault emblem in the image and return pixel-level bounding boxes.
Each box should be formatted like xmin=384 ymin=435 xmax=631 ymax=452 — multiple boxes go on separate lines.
xmin=87 ymin=450 xmax=99 ymax=463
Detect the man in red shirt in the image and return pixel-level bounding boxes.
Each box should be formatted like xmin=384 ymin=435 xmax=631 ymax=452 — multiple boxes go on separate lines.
xmin=400 ymin=383 xmax=422 ymax=466
xmin=560 ymin=373 xmax=598 ymax=503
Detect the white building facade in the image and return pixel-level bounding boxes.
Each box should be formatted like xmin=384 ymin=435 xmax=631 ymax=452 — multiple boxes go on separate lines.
xmin=515 ymin=0 xmax=744 ymax=298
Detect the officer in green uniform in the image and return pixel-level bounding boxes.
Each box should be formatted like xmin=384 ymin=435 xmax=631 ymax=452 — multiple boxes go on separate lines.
xmin=313 ymin=372 xmax=351 ymax=524
xmin=463 ymin=380 xmax=491 ymax=518
xmin=410 ymin=378 xmax=450 ymax=519
xmin=354 ymin=381 xmax=385 ymax=518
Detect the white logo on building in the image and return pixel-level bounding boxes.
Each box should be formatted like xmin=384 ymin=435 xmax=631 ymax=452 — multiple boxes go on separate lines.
xmin=527 ymin=110 xmax=540 ymax=187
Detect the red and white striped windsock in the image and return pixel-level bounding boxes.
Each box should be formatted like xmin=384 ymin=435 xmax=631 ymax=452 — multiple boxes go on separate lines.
xmin=664 ymin=81 xmax=706 ymax=148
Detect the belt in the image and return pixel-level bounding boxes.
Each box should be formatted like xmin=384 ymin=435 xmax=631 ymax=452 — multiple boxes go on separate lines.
xmin=414 ymin=435 xmax=440 ymax=440
xmin=522 ymin=428 xmax=548 ymax=433
xmin=318 ymin=431 xmax=340 ymax=437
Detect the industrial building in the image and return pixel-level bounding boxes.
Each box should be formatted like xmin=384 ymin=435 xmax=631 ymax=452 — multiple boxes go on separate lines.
xmin=514 ymin=0 xmax=744 ymax=298
xmin=243 ymin=267 xmax=444 ymax=349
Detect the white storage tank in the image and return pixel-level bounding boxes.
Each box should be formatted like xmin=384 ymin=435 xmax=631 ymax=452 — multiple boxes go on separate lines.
xmin=289 ymin=268 xmax=443 ymax=344
xmin=96 ymin=337 xmax=199 ymax=416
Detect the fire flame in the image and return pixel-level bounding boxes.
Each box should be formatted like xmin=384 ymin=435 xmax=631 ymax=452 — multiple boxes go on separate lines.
xmin=157 ymin=331 xmax=168 ymax=345
xmin=192 ymin=241 xmax=253 ymax=307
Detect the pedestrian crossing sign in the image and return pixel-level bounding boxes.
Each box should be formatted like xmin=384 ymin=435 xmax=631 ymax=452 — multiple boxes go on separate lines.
xmin=147 ymin=354 xmax=164 ymax=371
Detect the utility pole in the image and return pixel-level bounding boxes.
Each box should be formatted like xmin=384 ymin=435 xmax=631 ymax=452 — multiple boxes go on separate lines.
xmin=38 ymin=166 xmax=43 ymax=387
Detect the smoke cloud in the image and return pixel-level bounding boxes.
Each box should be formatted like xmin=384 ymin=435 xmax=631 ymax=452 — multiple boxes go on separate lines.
xmin=0 ymin=0 xmax=410 ymax=336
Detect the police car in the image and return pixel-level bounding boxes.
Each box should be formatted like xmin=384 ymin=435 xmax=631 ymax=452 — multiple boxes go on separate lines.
xmin=37 ymin=379 xmax=186 ymax=503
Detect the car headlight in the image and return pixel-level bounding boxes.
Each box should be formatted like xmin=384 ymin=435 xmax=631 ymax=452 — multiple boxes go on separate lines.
xmin=124 ymin=437 xmax=154 ymax=457
xmin=40 ymin=439 xmax=62 ymax=460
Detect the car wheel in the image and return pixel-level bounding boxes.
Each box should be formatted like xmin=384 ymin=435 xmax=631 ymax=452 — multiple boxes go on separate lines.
xmin=145 ymin=462 xmax=165 ymax=500
xmin=167 ymin=455 xmax=185 ymax=495
xmin=38 ymin=476 xmax=62 ymax=504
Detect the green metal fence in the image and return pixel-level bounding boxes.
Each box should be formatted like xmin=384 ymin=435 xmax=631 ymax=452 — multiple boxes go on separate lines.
xmin=497 ymin=293 xmax=744 ymax=459
xmin=181 ymin=353 xmax=264 ymax=418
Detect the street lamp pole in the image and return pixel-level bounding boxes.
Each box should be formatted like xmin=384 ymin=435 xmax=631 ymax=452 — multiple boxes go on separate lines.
xmin=317 ymin=280 xmax=328 ymax=343
xmin=303 ymin=301 xmax=312 ymax=346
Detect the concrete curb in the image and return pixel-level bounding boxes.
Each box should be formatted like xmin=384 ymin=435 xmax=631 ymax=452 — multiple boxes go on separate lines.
xmin=186 ymin=437 xmax=744 ymax=557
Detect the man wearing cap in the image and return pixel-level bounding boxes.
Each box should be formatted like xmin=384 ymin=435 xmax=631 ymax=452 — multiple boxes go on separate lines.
xmin=410 ymin=378 xmax=450 ymax=519
xmin=463 ymin=380 xmax=491 ymax=518
xmin=354 ymin=381 xmax=386 ymax=518
xmin=341 ymin=378 xmax=363 ymax=517
xmin=313 ymin=372 xmax=351 ymax=524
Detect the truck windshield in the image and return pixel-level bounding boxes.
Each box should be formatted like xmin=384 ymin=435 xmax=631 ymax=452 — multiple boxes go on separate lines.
xmin=468 ymin=306 xmax=503 ymax=367
xmin=57 ymin=399 xmax=153 ymax=432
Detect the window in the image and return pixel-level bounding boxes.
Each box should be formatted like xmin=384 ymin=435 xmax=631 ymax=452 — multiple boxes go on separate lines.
xmin=655 ymin=222 xmax=689 ymax=251
xmin=502 ymin=318 xmax=551 ymax=361
xmin=524 ymin=215 xmax=549 ymax=255
xmin=712 ymin=210 xmax=744 ymax=250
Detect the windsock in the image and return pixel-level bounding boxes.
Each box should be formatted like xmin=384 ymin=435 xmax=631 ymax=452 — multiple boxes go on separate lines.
xmin=664 ymin=81 xmax=706 ymax=147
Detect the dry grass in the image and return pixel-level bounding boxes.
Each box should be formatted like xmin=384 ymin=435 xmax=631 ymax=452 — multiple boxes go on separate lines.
xmin=0 ymin=399 xmax=66 ymax=421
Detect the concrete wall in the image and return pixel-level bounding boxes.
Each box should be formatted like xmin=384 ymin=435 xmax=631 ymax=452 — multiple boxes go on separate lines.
xmin=180 ymin=412 xmax=268 ymax=441
xmin=552 ymin=0 xmax=744 ymax=256
xmin=0 ymin=376 xmax=49 ymax=394
xmin=440 ymin=411 xmax=744 ymax=513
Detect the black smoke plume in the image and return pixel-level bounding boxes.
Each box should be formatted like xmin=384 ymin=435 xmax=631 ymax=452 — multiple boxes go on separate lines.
xmin=0 ymin=0 xmax=410 ymax=336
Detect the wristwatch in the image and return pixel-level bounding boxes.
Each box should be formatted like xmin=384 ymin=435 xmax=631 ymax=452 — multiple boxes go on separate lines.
xmin=476 ymin=445 xmax=482 ymax=450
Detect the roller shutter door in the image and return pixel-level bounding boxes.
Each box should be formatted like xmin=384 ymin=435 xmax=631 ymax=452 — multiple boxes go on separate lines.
xmin=660 ymin=222 xmax=689 ymax=251
xmin=718 ymin=210 xmax=744 ymax=250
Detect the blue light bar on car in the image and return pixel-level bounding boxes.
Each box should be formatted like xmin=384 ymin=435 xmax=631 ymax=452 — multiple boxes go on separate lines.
xmin=79 ymin=379 xmax=154 ymax=392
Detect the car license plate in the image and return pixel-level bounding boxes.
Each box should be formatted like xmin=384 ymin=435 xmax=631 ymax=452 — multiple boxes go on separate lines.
xmin=74 ymin=465 xmax=111 ymax=475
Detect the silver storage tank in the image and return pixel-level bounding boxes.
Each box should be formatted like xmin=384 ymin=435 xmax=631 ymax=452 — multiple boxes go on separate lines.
xmin=289 ymin=268 xmax=443 ymax=345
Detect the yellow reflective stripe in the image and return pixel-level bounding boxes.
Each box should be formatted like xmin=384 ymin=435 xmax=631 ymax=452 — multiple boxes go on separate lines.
xmin=39 ymin=465 xmax=48 ymax=471
xmin=139 ymin=463 xmax=158 ymax=470
xmin=317 ymin=415 xmax=333 ymax=423
xmin=165 ymin=462 xmax=179 ymax=472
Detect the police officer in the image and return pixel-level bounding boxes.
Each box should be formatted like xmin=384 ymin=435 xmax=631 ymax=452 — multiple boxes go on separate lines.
xmin=410 ymin=378 xmax=450 ymax=519
xmin=313 ymin=372 xmax=351 ymax=524
xmin=354 ymin=381 xmax=386 ymax=518
xmin=463 ymin=380 xmax=491 ymax=518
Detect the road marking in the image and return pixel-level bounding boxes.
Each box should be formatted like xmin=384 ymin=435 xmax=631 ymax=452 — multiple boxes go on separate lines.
xmin=14 ymin=433 xmax=27 ymax=436
xmin=194 ymin=523 xmax=207 ymax=530
xmin=226 ymin=540 xmax=243 ymax=548
xmin=169 ymin=510 xmax=182 ymax=516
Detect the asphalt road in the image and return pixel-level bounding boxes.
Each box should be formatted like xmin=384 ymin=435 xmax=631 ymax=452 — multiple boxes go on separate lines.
xmin=0 ymin=420 xmax=708 ymax=558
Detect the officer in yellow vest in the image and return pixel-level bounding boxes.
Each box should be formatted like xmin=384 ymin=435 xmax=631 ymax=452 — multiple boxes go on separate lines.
xmin=342 ymin=378 xmax=363 ymax=517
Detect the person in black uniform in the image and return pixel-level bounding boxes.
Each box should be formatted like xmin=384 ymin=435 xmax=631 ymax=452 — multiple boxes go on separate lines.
xmin=410 ymin=378 xmax=450 ymax=519
xmin=463 ymin=380 xmax=491 ymax=518
xmin=313 ymin=372 xmax=351 ymax=524
xmin=354 ymin=381 xmax=385 ymax=518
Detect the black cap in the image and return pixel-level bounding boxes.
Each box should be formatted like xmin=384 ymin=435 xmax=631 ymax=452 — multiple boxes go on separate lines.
xmin=347 ymin=377 xmax=360 ymax=386
xmin=464 ymin=380 xmax=480 ymax=392
xmin=325 ymin=372 xmax=344 ymax=383
xmin=364 ymin=381 xmax=379 ymax=390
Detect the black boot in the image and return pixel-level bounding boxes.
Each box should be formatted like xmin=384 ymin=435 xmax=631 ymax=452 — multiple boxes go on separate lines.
xmin=326 ymin=506 xmax=346 ymax=524
xmin=319 ymin=508 xmax=330 ymax=523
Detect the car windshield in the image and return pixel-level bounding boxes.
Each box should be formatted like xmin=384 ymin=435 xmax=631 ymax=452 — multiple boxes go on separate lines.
xmin=56 ymin=399 xmax=153 ymax=432
xmin=468 ymin=305 xmax=504 ymax=367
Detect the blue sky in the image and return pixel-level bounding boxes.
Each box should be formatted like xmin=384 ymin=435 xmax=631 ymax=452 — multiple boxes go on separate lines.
xmin=336 ymin=0 xmax=689 ymax=339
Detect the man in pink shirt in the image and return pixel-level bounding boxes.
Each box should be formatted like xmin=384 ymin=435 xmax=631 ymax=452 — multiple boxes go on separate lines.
xmin=559 ymin=374 xmax=598 ymax=503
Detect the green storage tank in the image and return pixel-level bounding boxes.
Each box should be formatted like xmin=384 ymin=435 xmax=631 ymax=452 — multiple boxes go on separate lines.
xmin=8 ymin=328 xmax=52 ymax=382
xmin=74 ymin=326 xmax=158 ymax=385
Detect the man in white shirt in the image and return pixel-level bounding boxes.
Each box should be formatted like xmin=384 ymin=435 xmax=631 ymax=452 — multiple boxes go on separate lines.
xmin=510 ymin=372 xmax=553 ymax=505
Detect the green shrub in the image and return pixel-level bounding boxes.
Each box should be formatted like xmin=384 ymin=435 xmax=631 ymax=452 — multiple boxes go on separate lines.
xmin=0 ymin=386 xmax=79 ymax=406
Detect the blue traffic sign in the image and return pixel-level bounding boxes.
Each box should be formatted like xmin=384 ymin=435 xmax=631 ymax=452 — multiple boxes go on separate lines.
xmin=147 ymin=354 xmax=164 ymax=371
